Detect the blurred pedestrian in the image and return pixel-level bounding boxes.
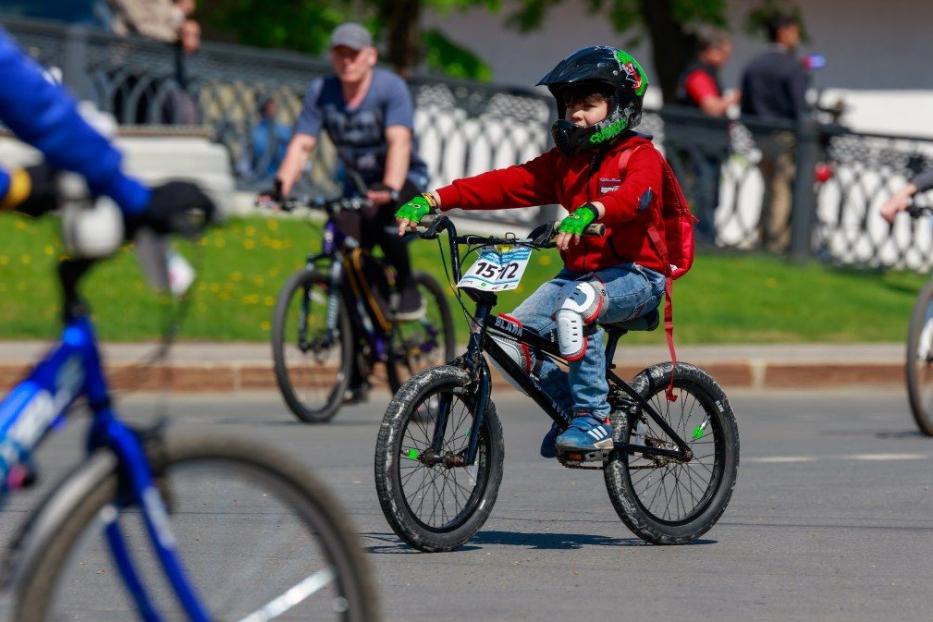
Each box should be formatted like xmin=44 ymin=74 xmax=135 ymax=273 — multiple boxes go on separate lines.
xmin=162 ymin=18 xmax=201 ymax=124
xmin=245 ymin=96 xmax=292 ymax=182
xmin=741 ymin=10 xmax=811 ymax=252
xmin=671 ymin=28 xmax=739 ymax=242
xmin=106 ymin=0 xmax=178 ymax=42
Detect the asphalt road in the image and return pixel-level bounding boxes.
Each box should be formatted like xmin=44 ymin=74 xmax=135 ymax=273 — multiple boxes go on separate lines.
xmin=2 ymin=387 xmax=932 ymax=621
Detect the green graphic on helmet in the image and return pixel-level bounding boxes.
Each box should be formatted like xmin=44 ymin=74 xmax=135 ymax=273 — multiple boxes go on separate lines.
xmin=589 ymin=117 xmax=627 ymax=144
xmin=614 ymin=49 xmax=648 ymax=97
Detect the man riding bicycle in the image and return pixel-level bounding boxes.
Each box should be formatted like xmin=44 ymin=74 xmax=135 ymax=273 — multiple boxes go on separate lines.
xmin=265 ymin=22 xmax=430 ymax=403
xmin=881 ymin=170 xmax=933 ymax=223
xmin=0 ymin=28 xmax=213 ymax=234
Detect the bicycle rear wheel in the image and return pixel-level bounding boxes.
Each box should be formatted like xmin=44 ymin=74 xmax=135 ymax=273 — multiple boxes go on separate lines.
xmin=272 ymin=268 xmax=353 ymax=423
xmin=386 ymin=273 xmax=457 ymax=392
xmin=906 ymin=280 xmax=933 ymax=436
xmin=604 ymin=363 xmax=739 ymax=544
xmin=13 ymin=435 xmax=378 ymax=622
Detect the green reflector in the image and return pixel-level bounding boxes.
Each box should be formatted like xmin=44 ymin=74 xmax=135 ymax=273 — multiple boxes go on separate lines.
xmin=692 ymin=425 xmax=704 ymax=440
xmin=405 ymin=448 xmax=420 ymax=460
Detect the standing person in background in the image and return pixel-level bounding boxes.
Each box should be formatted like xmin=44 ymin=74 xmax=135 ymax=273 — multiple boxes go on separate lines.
xmin=671 ymin=28 xmax=739 ymax=242
xmin=264 ymin=22 xmax=430 ymax=403
xmin=163 ymin=17 xmax=201 ymax=124
xmin=740 ymin=11 xmax=811 ymax=253
xmin=246 ymin=97 xmax=292 ymax=183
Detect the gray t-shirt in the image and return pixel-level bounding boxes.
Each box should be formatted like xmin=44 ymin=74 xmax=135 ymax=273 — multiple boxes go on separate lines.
xmin=295 ymin=68 xmax=429 ymax=191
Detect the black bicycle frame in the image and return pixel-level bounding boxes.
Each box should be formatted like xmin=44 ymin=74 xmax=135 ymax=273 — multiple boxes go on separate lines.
xmin=423 ymin=216 xmax=693 ymax=467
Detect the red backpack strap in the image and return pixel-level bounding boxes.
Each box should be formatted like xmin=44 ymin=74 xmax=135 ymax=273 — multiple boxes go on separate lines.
xmin=627 ymin=147 xmax=679 ymax=402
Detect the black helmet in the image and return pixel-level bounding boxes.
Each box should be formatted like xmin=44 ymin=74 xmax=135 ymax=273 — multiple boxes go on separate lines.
xmin=537 ymin=46 xmax=649 ymax=156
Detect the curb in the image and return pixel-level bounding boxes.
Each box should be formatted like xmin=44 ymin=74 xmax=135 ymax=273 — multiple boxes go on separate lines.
xmin=0 ymin=360 xmax=905 ymax=393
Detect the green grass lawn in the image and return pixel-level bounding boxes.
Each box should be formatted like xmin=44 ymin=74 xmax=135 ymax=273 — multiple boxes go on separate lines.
xmin=0 ymin=212 xmax=926 ymax=344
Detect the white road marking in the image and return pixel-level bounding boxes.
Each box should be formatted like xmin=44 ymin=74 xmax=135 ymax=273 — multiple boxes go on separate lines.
xmin=748 ymin=453 xmax=928 ymax=464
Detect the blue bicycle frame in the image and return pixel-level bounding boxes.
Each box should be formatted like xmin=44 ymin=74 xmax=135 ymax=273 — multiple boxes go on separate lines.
xmin=0 ymin=310 xmax=211 ymax=620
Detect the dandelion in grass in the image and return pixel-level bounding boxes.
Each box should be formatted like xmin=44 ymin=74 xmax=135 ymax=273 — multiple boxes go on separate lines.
xmin=260 ymin=320 xmax=271 ymax=331
xmin=20 ymin=255 xmax=31 ymax=265
xmin=243 ymin=239 xmax=256 ymax=250
xmin=0 ymin=255 xmax=9 ymax=266
xmin=263 ymin=296 xmax=274 ymax=306
xmin=231 ymin=272 xmax=242 ymax=282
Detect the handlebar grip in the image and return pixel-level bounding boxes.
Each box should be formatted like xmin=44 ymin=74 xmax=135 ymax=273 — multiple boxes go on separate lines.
xmin=584 ymin=223 xmax=605 ymax=237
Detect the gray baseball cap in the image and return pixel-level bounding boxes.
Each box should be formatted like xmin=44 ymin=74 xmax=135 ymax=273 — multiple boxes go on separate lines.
xmin=330 ymin=23 xmax=373 ymax=50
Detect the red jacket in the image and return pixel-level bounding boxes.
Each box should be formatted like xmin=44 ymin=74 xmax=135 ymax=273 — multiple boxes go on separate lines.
xmin=436 ymin=133 xmax=666 ymax=274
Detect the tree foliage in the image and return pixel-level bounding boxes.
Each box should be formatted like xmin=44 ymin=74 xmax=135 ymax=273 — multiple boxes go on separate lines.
xmin=198 ymin=1 xmax=801 ymax=100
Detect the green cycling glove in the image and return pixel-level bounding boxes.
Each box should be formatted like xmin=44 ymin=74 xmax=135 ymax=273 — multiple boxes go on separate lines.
xmin=558 ymin=203 xmax=599 ymax=236
xmin=395 ymin=193 xmax=436 ymax=225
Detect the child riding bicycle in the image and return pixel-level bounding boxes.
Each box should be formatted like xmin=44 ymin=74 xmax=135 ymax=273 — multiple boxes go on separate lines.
xmin=396 ymin=46 xmax=689 ymax=458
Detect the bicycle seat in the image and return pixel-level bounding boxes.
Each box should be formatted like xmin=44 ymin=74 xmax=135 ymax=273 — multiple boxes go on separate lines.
xmin=600 ymin=309 xmax=660 ymax=332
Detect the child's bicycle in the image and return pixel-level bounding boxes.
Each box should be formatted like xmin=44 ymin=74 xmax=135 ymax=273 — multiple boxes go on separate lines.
xmin=374 ymin=215 xmax=739 ymax=551
xmin=270 ymin=196 xmax=456 ymax=423
xmin=0 ymin=198 xmax=377 ymax=620
xmin=904 ymin=204 xmax=933 ymax=435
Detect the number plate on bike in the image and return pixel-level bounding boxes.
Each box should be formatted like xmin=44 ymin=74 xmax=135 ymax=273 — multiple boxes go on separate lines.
xmin=457 ymin=245 xmax=531 ymax=292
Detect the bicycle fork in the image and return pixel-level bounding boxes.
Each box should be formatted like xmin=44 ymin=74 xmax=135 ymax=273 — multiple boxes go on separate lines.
xmin=426 ymin=304 xmax=495 ymax=468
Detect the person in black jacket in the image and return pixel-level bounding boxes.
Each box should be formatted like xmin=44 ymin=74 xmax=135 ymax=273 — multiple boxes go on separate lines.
xmin=741 ymin=11 xmax=811 ymax=252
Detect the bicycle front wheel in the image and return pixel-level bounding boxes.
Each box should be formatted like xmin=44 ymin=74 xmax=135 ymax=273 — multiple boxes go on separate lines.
xmin=272 ymin=268 xmax=353 ymax=423
xmin=13 ymin=435 xmax=378 ymax=622
xmin=906 ymin=280 xmax=933 ymax=436
xmin=374 ymin=366 xmax=504 ymax=552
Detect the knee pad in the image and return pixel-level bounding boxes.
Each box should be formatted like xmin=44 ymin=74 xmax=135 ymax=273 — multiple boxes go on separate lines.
xmin=555 ymin=281 xmax=606 ymax=361
xmin=489 ymin=314 xmax=535 ymax=392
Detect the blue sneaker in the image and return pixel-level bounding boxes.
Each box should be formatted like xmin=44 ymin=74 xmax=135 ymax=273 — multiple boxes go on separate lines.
xmin=555 ymin=414 xmax=613 ymax=453
xmin=540 ymin=422 xmax=560 ymax=458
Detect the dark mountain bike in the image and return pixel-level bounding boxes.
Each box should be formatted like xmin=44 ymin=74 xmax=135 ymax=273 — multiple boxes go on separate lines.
xmin=270 ymin=196 xmax=456 ymax=423
xmin=374 ymin=215 xmax=739 ymax=551
xmin=904 ymin=204 xmax=933 ymax=435
xmin=0 ymin=197 xmax=378 ymax=621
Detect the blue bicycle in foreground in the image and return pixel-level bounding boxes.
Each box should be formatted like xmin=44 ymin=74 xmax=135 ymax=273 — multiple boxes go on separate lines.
xmin=0 ymin=200 xmax=377 ymax=620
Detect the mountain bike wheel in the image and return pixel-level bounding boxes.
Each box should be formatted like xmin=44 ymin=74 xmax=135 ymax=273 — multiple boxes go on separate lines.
xmin=374 ymin=366 xmax=504 ymax=552
xmin=272 ymin=268 xmax=353 ymax=423
xmin=604 ymin=362 xmax=739 ymax=544
xmin=12 ymin=435 xmax=378 ymax=622
xmin=906 ymin=279 xmax=933 ymax=436
xmin=386 ymin=273 xmax=457 ymax=392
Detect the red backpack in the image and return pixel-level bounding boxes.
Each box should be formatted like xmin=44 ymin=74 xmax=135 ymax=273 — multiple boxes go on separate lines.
xmin=618 ymin=145 xmax=695 ymax=399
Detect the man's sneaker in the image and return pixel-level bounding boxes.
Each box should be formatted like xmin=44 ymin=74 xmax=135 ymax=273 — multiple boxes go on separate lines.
xmin=540 ymin=422 xmax=560 ymax=458
xmin=394 ymin=283 xmax=426 ymax=321
xmin=343 ymin=384 xmax=369 ymax=405
xmin=555 ymin=414 xmax=613 ymax=453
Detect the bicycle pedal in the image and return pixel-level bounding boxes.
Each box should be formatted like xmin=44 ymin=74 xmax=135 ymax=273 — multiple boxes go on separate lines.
xmin=557 ymin=449 xmax=608 ymax=470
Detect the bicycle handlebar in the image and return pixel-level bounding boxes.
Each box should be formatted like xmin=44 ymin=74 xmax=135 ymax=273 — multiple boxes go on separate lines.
xmin=907 ymin=204 xmax=933 ymax=218
xmin=417 ymin=215 xmax=605 ymax=284
xmin=262 ymin=195 xmax=374 ymax=214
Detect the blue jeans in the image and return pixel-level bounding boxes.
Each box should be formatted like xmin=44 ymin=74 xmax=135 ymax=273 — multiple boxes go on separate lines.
xmin=509 ymin=263 xmax=666 ymax=419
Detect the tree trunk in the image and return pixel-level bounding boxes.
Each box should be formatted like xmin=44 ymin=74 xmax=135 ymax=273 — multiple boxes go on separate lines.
xmin=638 ymin=0 xmax=695 ymax=102
xmin=380 ymin=0 xmax=422 ymax=78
